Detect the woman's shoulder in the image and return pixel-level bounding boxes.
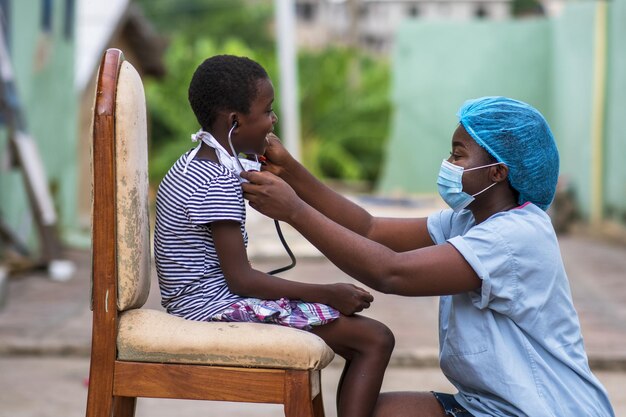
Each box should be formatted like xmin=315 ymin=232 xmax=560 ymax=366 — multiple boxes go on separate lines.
xmin=487 ymin=203 xmax=553 ymax=235
xmin=429 ymin=203 xmax=555 ymax=245
xmin=476 ymin=203 xmax=558 ymax=257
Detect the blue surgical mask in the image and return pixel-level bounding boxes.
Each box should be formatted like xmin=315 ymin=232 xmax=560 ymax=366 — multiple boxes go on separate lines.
xmin=437 ymin=159 xmax=502 ymax=212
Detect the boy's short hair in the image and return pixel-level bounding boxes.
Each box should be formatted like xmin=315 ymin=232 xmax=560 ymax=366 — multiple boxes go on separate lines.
xmin=188 ymin=55 xmax=269 ymax=130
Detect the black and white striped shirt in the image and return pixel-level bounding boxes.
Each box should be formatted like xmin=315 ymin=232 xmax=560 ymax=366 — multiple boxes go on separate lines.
xmin=154 ymin=151 xmax=246 ymax=321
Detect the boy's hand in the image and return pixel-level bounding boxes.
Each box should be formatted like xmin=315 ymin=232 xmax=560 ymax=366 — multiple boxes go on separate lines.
xmin=325 ymin=283 xmax=373 ymax=316
xmin=262 ymin=133 xmax=295 ymax=177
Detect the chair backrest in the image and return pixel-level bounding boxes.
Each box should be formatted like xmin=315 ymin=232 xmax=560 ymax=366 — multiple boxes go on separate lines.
xmin=114 ymin=59 xmax=151 ymax=311
xmin=91 ymin=49 xmax=150 ymax=316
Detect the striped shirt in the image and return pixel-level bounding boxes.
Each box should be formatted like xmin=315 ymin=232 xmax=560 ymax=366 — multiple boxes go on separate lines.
xmin=154 ymin=151 xmax=246 ymax=321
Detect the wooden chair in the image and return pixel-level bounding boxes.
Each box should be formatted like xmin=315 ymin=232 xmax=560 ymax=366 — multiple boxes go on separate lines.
xmin=86 ymin=48 xmax=334 ymax=417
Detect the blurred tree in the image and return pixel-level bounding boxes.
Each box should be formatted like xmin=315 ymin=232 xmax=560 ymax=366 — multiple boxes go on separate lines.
xmin=135 ymin=0 xmax=274 ymax=50
xmin=299 ymin=47 xmax=391 ymax=183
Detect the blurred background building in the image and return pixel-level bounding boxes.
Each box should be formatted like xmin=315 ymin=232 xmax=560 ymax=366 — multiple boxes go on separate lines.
xmin=378 ymin=0 xmax=626 ymax=238
xmin=0 ymin=0 xmax=165 ymax=263
xmin=295 ymin=0 xmax=515 ymax=52
xmin=75 ymin=0 xmax=165 ymax=232
xmin=0 ymin=0 xmax=624 ymax=263
xmin=293 ymin=0 xmax=569 ymax=53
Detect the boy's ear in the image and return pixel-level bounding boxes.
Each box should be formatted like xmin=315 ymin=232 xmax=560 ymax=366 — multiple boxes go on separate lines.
xmin=228 ymin=112 xmax=239 ymax=128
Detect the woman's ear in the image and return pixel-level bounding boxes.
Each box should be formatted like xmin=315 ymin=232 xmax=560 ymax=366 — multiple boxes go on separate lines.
xmin=491 ymin=164 xmax=509 ymax=183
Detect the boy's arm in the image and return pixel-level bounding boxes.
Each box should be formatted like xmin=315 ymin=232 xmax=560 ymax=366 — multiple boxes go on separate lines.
xmin=210 ymin=220 xmax=373 ymax=315
xmin=262 ymin=135 xmax=434 ymax=251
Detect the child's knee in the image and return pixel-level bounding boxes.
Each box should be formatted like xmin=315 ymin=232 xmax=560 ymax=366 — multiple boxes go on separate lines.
xmin=364 ymin=319 xmax=395 ymax=355
xmin=380 ymin=323 xmax=396 ymax=354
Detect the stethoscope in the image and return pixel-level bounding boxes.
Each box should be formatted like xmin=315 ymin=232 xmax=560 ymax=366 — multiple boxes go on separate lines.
xmin=227 ymin=123 xmax=296 ymax=275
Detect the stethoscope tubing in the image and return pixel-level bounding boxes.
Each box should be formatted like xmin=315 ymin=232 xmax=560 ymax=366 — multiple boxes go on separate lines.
xmin=228 ymin=125 xmax=296 ymax=275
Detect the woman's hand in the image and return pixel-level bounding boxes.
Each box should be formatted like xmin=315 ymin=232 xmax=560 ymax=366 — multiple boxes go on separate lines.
xmin=261 ymin=133 xmax=295 ymax=177
xmin=241 ymin=170 xmax=304 ymax=223
xmin=324 ymin=283 xmax=374 ymax=316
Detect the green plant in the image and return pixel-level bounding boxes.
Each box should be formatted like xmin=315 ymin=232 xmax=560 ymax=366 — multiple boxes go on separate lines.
xmin=299 ymin=47 xmax=391 ymax=182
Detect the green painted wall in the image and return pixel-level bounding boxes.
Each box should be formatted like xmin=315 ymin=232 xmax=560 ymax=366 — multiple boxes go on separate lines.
xmin=604 ymin=0 xmax=626 ymax=223
xmin=0 ymin=1 xmax=77 ymax=252
xmin=380 ymin=1 xmax=626 ymax=223
xmin=549 ymin=3 xmax=595 ymax=217
xmin=379 ymin=18 xmax=551 ymax=196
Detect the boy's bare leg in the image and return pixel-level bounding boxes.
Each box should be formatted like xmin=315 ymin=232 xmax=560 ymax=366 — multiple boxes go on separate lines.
xmin=373 ymin=392 xmax=448 ymax=417
xmin=312 ymin=315 xmax=394 ymax=417
xmin=335 ymin=359 xmax=351 ymax=411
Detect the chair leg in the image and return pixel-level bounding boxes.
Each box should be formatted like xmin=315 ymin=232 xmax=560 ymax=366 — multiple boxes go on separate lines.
xmin=113 ymin=396 xmax=137 ymax=417
xmin=85 ymin=363 xmax=114 ymax=417
xmin=284 ymin=370 xmax=316 ymax=417
xmin=311 ymin=369 xmax=325 ymax=417
xmin=312 ymin=391 xmax=326 ymax=417
xmin=86 ymin=389 xmax=113 ymax=417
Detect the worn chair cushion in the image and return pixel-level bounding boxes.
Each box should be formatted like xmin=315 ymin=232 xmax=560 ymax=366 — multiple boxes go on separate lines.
xmin=117 ymin=309 xmax=335 ymax=370
xmin=115 ymin=60 xmax=151 ymax=311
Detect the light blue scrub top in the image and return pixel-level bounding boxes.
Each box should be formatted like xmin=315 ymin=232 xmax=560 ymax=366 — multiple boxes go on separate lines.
xmin=427 ymin=203 xmax=614 ymax=417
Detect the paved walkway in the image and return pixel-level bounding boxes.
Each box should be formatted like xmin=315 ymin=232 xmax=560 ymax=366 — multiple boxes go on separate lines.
xmin=1 ymin=195 xmax=625 ymax=415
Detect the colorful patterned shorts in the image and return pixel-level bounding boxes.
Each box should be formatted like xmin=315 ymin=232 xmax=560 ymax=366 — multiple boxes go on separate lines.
xmin=211 ymin=297 xmax=340 ymax=330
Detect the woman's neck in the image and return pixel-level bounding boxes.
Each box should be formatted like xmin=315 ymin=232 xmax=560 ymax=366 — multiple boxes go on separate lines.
xmin=470 ymin=187 xmax=518 ymax=224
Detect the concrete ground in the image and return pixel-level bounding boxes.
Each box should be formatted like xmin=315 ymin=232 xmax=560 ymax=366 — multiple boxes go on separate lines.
xmin=1 ymin=195 xmax=625 ymax=416
xmin=1 ymin=356 xmax=624 ymax=417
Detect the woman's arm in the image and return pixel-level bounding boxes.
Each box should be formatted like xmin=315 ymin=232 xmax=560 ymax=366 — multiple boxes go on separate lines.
xmin=211 ymin=220 xmax=373 ymax=315
xmin=262 ymin=135 xmax=434 ymax=251
xmin=242 ymin=171 xmax=481 ymax=296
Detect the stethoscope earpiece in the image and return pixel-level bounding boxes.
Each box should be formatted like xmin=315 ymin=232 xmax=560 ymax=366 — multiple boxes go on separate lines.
xmin=227 ymin=122 xmax=245 ymax=171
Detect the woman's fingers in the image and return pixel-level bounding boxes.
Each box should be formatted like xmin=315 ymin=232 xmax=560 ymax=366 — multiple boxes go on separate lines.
xmin=241 ymin=172 xmax=273 ymax=204
xmin=266 ymin=132 xmax=280 ymax=142
xmin=241 ymin=169 xmax=270 ymax=184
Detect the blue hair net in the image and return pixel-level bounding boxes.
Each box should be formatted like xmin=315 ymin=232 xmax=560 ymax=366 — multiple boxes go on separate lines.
xmin=457 ymin=96 xmax=559 ymax=211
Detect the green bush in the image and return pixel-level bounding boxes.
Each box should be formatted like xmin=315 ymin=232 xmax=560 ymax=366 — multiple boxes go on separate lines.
xmin=299 ymin=47 xmax=391 ymax=183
